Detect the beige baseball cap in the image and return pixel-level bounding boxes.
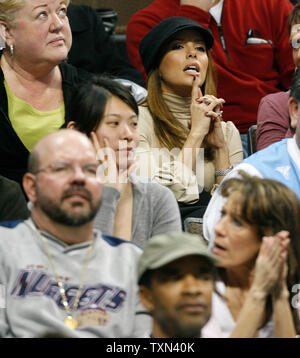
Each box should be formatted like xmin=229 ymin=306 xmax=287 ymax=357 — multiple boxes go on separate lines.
xmin=137 ymin=232 xmax=217 ymax=283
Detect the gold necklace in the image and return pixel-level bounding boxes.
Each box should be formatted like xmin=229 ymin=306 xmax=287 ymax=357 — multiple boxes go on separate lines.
xmin=37 ymin=229 xmax=94 ymax=329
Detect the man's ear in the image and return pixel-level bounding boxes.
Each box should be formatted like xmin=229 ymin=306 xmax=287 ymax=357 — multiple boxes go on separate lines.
xmin=288 ymin=96 xmax=299 ymax=129
xmin=22 ymin=173 xmax=37 ymax=204
xmin=138 ymin=286 xmax=154 ymax=312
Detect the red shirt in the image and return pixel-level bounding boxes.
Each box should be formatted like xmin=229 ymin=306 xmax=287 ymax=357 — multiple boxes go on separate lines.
xmin=126 ymin=0 xmax=294 ymax=133
xmin=256 ymin=90 xmax=294 ymax=150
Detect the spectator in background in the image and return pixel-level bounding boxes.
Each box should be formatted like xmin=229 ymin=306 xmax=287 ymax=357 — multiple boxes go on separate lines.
xmin=256 ymin=3 xmax=300 ymax=150
xmin=126 ymin=0 xmax=294 ymax=158
xmin=203 ymin=66 xmax=300 ymax=244
xmin=68 ymin=76 xmax=182 ymax=248
xmin=67 ymin=3 xmax=146 ymax=88
xmin=137 ymin=232 xmax=217 ymax=338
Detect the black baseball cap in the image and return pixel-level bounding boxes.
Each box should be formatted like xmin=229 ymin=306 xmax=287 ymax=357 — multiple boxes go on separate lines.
xmin=139 ymin=16 xmax=214 ymax=75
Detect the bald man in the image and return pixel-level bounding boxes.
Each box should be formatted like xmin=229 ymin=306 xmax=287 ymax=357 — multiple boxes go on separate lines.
xmin=0 ymin=129 xmax=150 ymax=338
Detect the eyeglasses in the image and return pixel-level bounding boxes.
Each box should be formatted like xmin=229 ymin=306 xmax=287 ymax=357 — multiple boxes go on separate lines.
xmin=34 ymin=161 xmax=99 ymax=178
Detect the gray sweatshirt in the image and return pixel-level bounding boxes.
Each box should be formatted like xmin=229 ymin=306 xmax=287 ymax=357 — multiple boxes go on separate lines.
xmin=0 ymin=219 xmax=151 ymax=338
xmin=94 ymin=175 xmax=182 ymax=248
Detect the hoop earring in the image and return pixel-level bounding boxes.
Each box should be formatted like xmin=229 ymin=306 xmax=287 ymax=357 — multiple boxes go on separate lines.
xmin=9 ymin=44 xmax=14 ymax=56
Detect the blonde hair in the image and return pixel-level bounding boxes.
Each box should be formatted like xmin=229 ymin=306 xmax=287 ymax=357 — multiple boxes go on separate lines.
xmin=287 ymin=2 xmax=300 ymax=35
xmin=144 ymin=49 xmax=217 ymax=159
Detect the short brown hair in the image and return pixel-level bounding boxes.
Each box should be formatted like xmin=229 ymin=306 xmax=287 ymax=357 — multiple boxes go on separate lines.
xmin=220 ymin=170 xmax=300 ymax=285
xmin=220 ymin=170 xmax=300 ymax=332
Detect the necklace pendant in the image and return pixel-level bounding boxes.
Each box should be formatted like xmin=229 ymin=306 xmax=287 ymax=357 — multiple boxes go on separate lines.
xmin=64 ymin=316 xmax=78 ymax=330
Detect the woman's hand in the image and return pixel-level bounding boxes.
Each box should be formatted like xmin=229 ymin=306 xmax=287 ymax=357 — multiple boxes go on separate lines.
xmin=91 ymin=132 xmax=134 ymax=193
xmin=270 ymin=231 xmax=290 ymax=300
xmin=250 ymin=232 xmax=289 ymax=299
xmin=231 ymin=231 xmax=294 ymax=338
xmin=205 ymin=113 xmax=227 ymax=149
xmin=190 ymin=75 xmax=225 ymax=138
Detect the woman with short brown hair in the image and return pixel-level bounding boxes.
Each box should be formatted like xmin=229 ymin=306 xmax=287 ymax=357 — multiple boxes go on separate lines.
xmin=204 ymin=171 xmax=300 ymax=337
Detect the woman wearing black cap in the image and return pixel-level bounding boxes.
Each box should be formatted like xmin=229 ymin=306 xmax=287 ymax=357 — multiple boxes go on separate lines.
xmin=135 ymin=17 xmax=243 ymax=206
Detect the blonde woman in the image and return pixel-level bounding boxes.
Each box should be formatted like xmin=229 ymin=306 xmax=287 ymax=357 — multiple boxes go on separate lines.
xmin=0 ymin=0 xmax=87 ymax=186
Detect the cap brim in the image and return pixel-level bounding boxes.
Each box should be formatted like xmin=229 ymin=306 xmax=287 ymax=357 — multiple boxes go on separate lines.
xmin=138 ymin=247 xmax=217 ymax=282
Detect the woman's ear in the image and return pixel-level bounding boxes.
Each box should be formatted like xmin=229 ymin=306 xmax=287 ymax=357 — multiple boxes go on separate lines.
xmin=67 ymin=121 xmax=76 ymax=129
xmin=288 ymin=97 xmax=300 ymax=129
xmin=0 ymin=21 xmax=13 ymax=47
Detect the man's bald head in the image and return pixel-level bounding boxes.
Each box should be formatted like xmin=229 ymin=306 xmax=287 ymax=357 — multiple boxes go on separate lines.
xmin=27 ymin=129 xmax=96 ymax=174
xmin=23 ymin=129 xmax=102 ymax=231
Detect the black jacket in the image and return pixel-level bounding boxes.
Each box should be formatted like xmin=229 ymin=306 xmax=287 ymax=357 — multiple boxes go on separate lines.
xmin=67 ymin=4 xmax=145 ymax=88
xmin=0 ymin=58 xmax=87 ymax=186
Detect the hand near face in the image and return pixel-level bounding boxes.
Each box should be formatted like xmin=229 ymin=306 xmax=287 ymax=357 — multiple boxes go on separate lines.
xmin=251 ymin=232 xmax=290 ymax=298
xmin=190 ymin=75 xmax=222 ymax=137
xmin=270 ymin=231 xmax=290 ymax=299
xmin=91 ymin=132 xmax=135 ymax=193
xmin=205 ymin=117 xmax=226 ymax=149
xmin=180 ymin=0 xmax=220 ymax=11
xmin=190 ymin=75 xmax=208 ymax=136
xmin=202 ymin=98 xmax=226 ymax=149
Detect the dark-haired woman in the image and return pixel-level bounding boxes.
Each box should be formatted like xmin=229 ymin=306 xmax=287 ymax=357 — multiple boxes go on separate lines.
xmin=136 ymin=17 xmax=243 ymax=205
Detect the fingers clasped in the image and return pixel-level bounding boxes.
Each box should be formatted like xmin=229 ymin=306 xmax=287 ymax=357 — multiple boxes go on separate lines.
xmin=195 ymin=95 xmax=225 ymax=116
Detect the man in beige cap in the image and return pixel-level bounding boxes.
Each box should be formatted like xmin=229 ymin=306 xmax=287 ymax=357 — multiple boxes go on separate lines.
xmin=137 ymin=232 xmax=217 ymax=338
